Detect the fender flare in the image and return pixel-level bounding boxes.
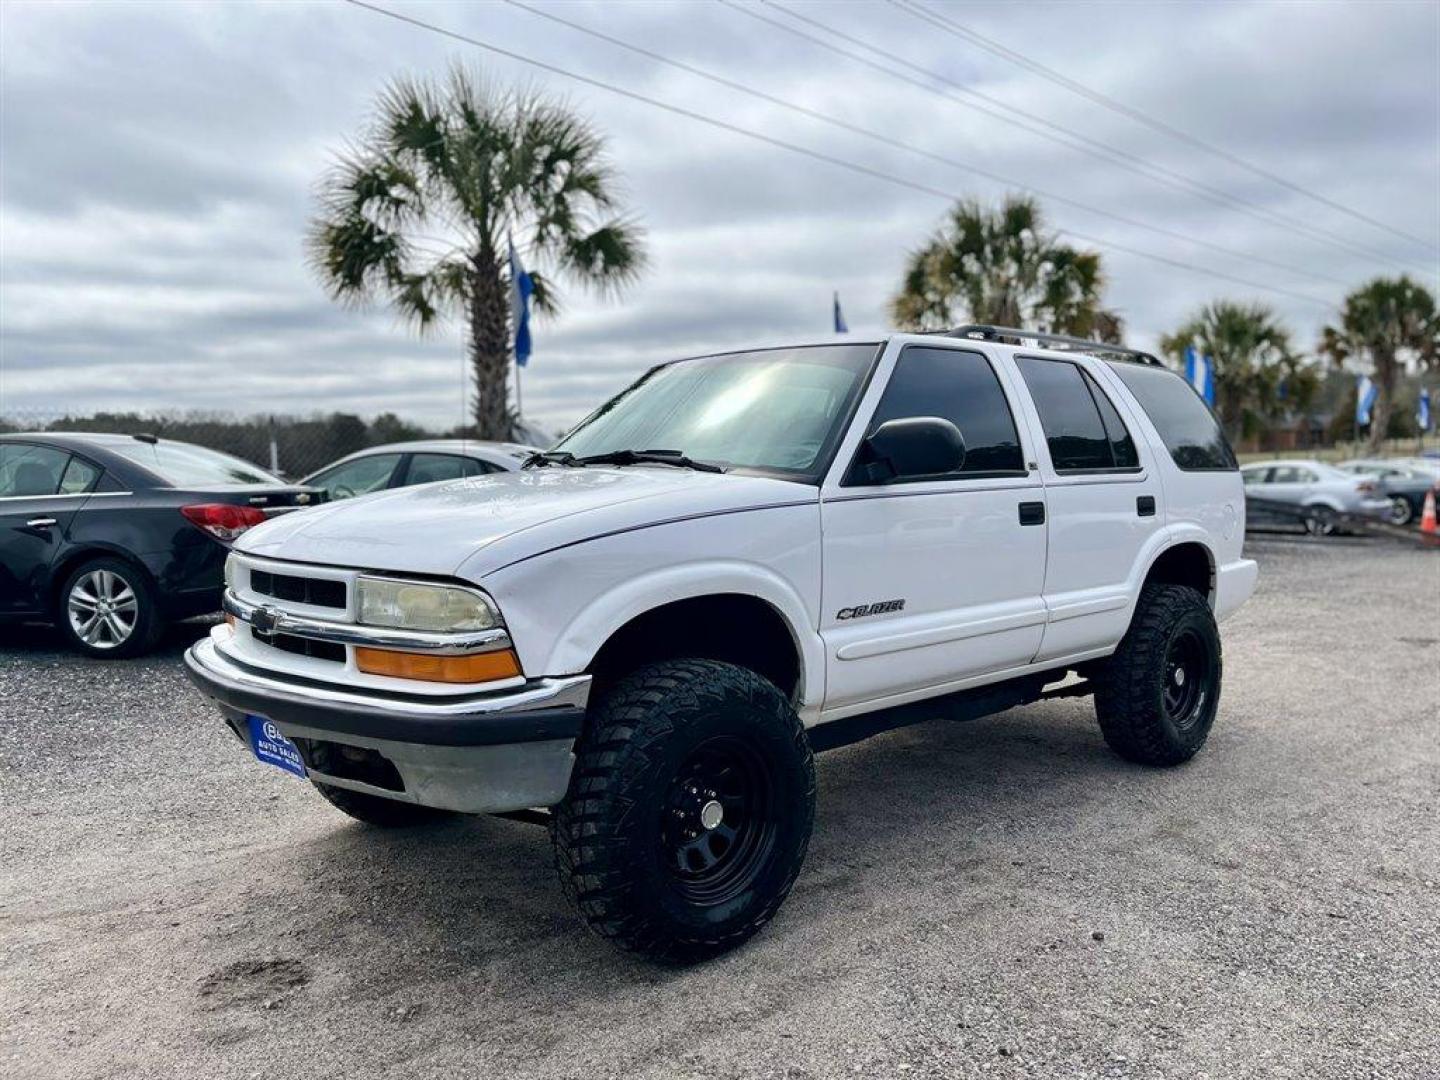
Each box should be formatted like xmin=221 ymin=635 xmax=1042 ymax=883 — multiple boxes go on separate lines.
xmin=1123 ymin=526 xmax=1217 ymax=617
xmin=543 ymin=560 xmax=825 ymax=709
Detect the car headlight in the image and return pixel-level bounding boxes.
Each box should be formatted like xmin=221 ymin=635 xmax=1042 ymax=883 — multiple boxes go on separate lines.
xmin=356 ymin=577 xmax=500 ymax=633
xmin=223 ymin=554 xmax=237 ymax=592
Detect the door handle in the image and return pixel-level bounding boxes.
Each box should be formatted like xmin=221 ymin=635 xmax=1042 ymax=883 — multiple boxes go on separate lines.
xmin=1018 ymin=501 xmax=1045 ymax=526
xmin=1136 ymin=495 xmax=1156 ymax=517
xmin=26 ymin=517 xmax=57 ymax=528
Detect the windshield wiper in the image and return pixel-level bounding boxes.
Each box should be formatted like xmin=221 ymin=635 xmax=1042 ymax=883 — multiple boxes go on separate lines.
xmin=521 ymin=451 xmax=582 ymax=469
xmin=577 ymin=449 xmax=725 ymax=474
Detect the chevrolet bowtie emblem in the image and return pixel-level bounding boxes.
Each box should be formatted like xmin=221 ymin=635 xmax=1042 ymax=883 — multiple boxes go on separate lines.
xmin=250 ymin=605 xmax=281 ymax=635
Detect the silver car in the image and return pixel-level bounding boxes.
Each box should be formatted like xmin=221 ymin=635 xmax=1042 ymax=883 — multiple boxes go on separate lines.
xmin=1240 ymin=459 xmax=1392 ymax=535
xmin=1336 ymin=459 xmax=1439 ymax=526
xmin=301 ymin=439 xmax=541 ymax=502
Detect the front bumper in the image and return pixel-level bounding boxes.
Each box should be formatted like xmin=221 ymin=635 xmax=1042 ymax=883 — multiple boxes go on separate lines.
xmin=184 ymin=637 xmax=589 ymax=814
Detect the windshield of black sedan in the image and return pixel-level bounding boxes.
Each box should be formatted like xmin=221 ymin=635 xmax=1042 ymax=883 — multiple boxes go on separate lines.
xmin=553 ymin=344 xmax=878 ymax=478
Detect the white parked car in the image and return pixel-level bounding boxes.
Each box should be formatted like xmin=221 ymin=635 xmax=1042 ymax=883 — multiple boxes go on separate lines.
xmin=187 ymin=327 xmax=1258 ymax=962
xmin=1240 ymin=459 xmax=1392 ymax=534
xmin=300 ymin=439 xmax=539 ymax=502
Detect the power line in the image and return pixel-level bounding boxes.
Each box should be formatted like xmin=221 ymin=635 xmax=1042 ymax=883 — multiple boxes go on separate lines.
xmin=893 ymin=0 xmax=1440 ymax=256
xmin=732 ymin=0 xmax=1421 ymax=275
xmin=502 ymin=0 xmax=1348 ymax=289
xmin=341 ymin=0 xmax=1336 ymax=311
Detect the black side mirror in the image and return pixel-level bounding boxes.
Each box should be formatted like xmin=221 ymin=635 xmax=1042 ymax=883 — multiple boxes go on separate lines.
xmin=857 ymin=417 xmax=965 ymax=483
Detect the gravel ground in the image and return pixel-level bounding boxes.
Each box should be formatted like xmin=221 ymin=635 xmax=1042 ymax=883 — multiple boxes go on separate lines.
xmin=2 ymin=535 xmax=1437 ymax=1080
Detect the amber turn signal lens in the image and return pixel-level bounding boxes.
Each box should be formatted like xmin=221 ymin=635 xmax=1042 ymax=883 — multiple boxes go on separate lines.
xmin=224 ymin=613 xmax=236 ymax=629
xmin=354 ymin=646 xmax=522 ymax=684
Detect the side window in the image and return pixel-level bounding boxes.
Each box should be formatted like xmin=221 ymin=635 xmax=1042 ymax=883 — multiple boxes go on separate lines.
xmin=464 ymin=458 xmax=500 ymax=476
xmin=309 ymin=453 xmax=402 ymax=500
xmin=1271 ymin=466 xmax=1302 ymax=484
xmin=853 ymin=346 xmax=1024 ymax=481
xmin=1017 ymin=357 xmax=1137 ymax=473
xmin=59 ymin=457 xmax=102 ymax=495
xmin=405 ymin=454 xmax=471 ymax=485
xmin=1084 ymin=371 xmax=1140 ymax=468
xmin=1106 ymin=361 xmax=1238 ymax=471
xmin=1241 ymin=468 xmax=1269 ymax=486
xmin=0 ymin=444 xmax=70 ymax=497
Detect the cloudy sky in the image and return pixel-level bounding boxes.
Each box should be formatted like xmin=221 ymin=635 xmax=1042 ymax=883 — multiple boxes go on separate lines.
xmin=2 ymin=0 xmax=1436 ymax=436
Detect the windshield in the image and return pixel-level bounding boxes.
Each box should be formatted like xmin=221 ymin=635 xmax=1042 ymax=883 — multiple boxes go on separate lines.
xmin=553 ymin=344 xmax=878 ymax=480
xmin=109 ymin=441 xmax=283 ymax=487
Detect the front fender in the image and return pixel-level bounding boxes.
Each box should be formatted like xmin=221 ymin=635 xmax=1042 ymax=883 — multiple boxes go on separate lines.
xmin=475 ymin=504 xmax=826 ymax=715
xmin=547 ymin=561 xmax=825 ymax=709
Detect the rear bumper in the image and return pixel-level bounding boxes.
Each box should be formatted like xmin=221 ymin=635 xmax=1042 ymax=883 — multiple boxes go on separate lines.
xmin=1215 ymin=557 xmax=1258 ymax=623
xmin=184 ymin=637 xmax=588 ymax=814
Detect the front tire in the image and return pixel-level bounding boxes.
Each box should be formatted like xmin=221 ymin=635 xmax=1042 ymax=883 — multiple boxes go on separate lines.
xmin=1095 ymin=584 xmax=1222 ymax=767
xmin=1388 ymin=496 xmax=1414 ymax=527
xmin=57 ymin=557 xmax=165 ymax=658
xmin=552 ymin=660 xmax=816 ymax=963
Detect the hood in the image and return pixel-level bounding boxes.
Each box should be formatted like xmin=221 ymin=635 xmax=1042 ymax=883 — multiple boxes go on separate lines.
xmin=235 ymin=466 xmax=816 ymax=577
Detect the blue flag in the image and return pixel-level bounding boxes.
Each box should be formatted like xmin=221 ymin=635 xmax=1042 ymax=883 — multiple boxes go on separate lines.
xmin=1418 ymin=386 xmax=1432 ymax=432
xmin=1356 ymin=375 xmax=1378 ymax=427
xmin=833 ymin=291 xmax=848 ymax=334
xmin=1184 ymin=345 xmax=1215 ymax=406
xmin=509 ymin=238 xmax=533 ymax=368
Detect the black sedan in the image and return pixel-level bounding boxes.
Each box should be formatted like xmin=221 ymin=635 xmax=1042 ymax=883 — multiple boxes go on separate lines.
xmin=0 ymin=433 xmax=320 ymax=657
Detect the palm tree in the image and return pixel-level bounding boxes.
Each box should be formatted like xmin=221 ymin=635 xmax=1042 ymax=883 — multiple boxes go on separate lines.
xmin=890 ymin=194 xmax=1124 ymax=342
xmin=1318 ymin=276 xmax=1438 ymax=451
xmin=308 ymin=67 xmax=646 ymax=439
xmin=1159 ymin=301 xmax=1314 ymax=441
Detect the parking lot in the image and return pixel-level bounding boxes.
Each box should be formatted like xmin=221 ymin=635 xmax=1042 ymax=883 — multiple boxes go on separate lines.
xmin=1 ymin=535 xmax=1436 ymax=1080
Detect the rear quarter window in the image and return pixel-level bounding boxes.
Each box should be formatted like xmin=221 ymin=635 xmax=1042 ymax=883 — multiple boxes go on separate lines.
xmin=1106 ymin=362 xmax=1238 ymax=471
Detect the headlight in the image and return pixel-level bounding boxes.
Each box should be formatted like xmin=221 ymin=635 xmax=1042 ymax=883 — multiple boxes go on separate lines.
xmin=223 ymin=555 xmax=237 ymax=591
xmin=356 ymin=577 xmax=500 ymax=633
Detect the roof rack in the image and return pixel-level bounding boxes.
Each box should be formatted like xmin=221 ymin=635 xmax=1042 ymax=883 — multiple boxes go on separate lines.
xmin=943 ymin=325 xmax=1163 ymax=366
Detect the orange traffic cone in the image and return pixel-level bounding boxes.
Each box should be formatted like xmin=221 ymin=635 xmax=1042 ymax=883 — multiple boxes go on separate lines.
xmin=1422 ymin=487 xmax=1438 ymax=536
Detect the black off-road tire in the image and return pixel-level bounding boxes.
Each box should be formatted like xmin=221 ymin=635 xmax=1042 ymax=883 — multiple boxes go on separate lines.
xmin=1094 ymin=584 xmax=1222 ymax=767
xmin=551 ymin=659 xmax=816 ymax=964
xmin=57 ymin=556 xmax=166 ymax=659
xmin=311 ymin=781 xmax=455 ymax=827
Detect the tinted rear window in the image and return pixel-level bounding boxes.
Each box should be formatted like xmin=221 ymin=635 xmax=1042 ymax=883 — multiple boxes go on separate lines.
xmin=108 ymin=441 xmax=281 ymax=486
xmin=1106 ymin=362 xmax=1237 ymax=471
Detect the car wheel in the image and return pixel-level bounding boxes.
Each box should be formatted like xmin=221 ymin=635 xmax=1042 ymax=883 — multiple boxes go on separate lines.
xmin=57 ymin=557 xmax=165 ymax=658
xmin=1388 ymin=496 xmax=1414 ymax=527
xmin=1303 ymin=507 xmax=1337 ymax=536
xmin=1094 ymin=584 xmax=1222 ymax=767
xmin=311 ymin=781 xmax=455 ymax=827
xmin=551 ymin=659 xmax=815 ymax=963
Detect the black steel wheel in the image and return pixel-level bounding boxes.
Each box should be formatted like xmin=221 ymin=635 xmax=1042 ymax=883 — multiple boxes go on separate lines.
xmin=1095 ymin=584 xmax=1222 ymax=766
xmin=1161 ymin=626 xmax=1215 ymax=735
xmin=552 ymin=659 xmax=815 ymax=964
xmin=662 ymin=736 xmax=779 ymax=906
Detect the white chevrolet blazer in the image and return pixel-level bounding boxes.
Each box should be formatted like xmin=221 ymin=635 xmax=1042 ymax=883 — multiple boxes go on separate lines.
xmin=187 ymin=327 xmax=1258 ymax=962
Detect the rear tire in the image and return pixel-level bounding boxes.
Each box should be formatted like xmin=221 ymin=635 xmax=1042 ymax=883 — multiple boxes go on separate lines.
xmin=1303 ymin=506 xmax=1337 ymax=536
xmin=1095 ymin=584 xmax=1222 ymax=767
xmin=311 ymin=781 xmax=454 ymax=827
xmin=551 ymin=659 xmax=815 ymax=963
xmin=57 ymin=557 xmax=165 ymax=659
